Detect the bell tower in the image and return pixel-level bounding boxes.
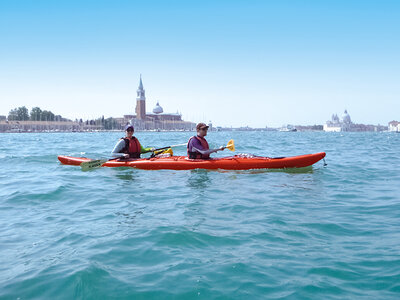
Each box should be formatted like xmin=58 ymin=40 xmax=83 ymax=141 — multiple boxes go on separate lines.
xmin=135 ymin=75 xmax=146 ymax=120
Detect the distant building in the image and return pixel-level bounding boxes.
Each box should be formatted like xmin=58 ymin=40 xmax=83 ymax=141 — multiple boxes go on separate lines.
xmin=0 ymin=120 xmax=85 ymax=132
xmin=1 ymin=76 xmax=196 ymax=133
xmin=324 ymin=110 xmax=386 ymax=132
xmin=388 ymin=121 xmax=400 ymax=132
xmin=324 ymin=110 xmax=352 ymax=132
xmin=293 ymin=125 xmax=323 ymax=132
xmin=122 ymin=76 xmax=195 ymax=131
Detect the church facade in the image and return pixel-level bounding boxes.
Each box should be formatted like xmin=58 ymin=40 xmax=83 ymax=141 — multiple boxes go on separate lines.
xmin=123 ymin=76 xmax=195 ymax=131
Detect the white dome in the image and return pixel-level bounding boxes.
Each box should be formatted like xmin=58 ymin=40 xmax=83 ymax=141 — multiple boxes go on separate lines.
xmin=342 ymin=110 xmax=351 ymax=124
xmin=153 ymin=102 xmax=163 ymax=114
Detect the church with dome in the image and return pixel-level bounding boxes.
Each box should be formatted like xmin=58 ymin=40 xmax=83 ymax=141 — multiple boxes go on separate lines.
xmin=323 ymin=110 xmax=387 ymax=132
xmin=122 ymin=76 xmax=195 ymax=131
xmin=323 ymin=110 xmax=353 ymax=132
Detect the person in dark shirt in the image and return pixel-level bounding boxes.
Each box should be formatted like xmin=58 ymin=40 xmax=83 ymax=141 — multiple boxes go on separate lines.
xmin=187 ymin=123 xmax=225 ymax=159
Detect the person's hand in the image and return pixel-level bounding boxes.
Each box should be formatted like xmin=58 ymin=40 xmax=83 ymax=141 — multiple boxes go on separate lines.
xmin=219 ymin=146 xmax=226 ymax=151
xmin=123 ymin=154 xmax=129 ymax=158
xmin=150 ymin=147 xmax=156 ymax=151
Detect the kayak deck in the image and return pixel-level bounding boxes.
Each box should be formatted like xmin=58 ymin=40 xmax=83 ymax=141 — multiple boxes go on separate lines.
xmin=58 ymin=152 xmax=326 ymax=170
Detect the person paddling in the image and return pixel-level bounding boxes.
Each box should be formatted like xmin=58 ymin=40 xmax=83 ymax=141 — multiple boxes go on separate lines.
xmin=111 ymin=124 xmax=155 ymax=158
xmin=187 ymin=123 xmax=225 ymax=159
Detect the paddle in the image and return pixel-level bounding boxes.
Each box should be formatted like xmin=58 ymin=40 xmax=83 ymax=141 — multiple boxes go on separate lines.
xmin=80 ymin=157 xmax=119 ymax=171
xmin=151 ymin=143 xmax=187 ymax=152
xmin=225 ymin=139 xmax=235 ymax=151
xmin=151 ymin=140 xmax=235 ymax=157
xmin=149 ymin=143 xmax=187 ymax=157
xmin=80 ymin=143 xmax=188 ymax=171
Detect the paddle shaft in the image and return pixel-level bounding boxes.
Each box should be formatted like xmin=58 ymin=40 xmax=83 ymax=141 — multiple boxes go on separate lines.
xmin=152 ymin=143 xmax=187 ymax=152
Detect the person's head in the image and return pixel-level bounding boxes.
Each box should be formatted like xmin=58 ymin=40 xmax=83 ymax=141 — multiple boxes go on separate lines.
xmin=196 ymin=123 xmax=209 ymax=137
xmin=125 ymin=124 xmax=134 ymax=137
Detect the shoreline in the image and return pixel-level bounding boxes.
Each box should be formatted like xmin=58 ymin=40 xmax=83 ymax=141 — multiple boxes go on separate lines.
xmin=0 ymin=129 xmax=392 ymax=134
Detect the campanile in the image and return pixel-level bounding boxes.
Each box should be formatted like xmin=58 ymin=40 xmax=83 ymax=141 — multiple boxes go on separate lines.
xmin=135 ymin=75 xmax=146 ymax=120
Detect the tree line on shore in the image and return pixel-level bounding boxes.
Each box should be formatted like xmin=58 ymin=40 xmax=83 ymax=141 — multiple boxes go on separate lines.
xmin=8 ymin=106 xmax=67 ymax=122
xmin=7 ymin=106 xmax=120 ymax=130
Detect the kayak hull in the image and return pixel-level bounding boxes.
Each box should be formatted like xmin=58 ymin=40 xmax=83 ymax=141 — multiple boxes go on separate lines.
xmin=58 ymin=152 xmax=326 ymax=170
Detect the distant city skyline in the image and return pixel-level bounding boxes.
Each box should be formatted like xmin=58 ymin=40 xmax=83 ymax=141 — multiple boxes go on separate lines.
xmin=1 ymin=0 xmax=399 ymax=128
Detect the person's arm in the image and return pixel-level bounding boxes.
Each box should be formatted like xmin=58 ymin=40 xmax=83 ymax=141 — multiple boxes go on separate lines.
xmin=111 ymin=140 xmax=128 ymax=158
xmin=140 ymin=145 xmax=155 ymax=153
xmin=191 ymin=138 xmax=225 ymax=155
xmin=192 ymin=146 xmax=225 ymax=156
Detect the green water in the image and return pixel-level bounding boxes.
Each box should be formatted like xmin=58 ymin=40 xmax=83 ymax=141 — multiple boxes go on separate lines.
xmin=1 ymin=131 xmax=399 ymax=299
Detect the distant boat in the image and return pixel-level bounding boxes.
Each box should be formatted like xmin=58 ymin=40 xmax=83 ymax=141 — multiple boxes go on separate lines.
xmin=279 ymin=125 xmax=297 ymax=132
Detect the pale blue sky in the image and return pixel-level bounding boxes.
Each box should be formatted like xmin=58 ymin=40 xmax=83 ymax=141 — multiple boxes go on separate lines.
xmin=1 ymin=0 xmax=399 ymax=127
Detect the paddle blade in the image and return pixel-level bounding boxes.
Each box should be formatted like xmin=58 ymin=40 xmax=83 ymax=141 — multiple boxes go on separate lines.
xmin=80 ymin=159 xmax=107 ymax=171
xmin=153 ymin=148 xmax=173 ymax=156
xmin=164 ymin=148 xmax=173 ymax=155
xmin=226 ymin=139 xmax=235 ymax=151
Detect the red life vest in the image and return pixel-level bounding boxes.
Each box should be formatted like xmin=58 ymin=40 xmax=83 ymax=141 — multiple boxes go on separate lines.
xmin=187 ymin=136 xmax=210 ymax=159
xmin=122 ymin=137 xmax=141 ymax=158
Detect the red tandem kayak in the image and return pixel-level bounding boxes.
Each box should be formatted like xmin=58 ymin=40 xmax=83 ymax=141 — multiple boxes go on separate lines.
xmin=58 ymin=152 xmax=326 ymax=170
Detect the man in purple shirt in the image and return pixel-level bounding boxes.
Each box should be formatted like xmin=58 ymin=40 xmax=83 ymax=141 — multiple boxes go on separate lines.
xmin=187 ymin=123 xmax=225 ymax=159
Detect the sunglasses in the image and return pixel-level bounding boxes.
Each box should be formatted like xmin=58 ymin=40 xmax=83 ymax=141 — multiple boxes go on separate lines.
xmin=200 ymin=127 xmax=208 ymax=131
xmin=126 ymin=129 xmax=134 ymax=132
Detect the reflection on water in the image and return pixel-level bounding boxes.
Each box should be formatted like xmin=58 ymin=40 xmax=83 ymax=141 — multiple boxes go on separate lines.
xmin=115 ymin=173 xmax=135 ymax=181
xmin=211 ymin=166 xmax=316 ymax=175
xmin=115 ymin=210 xmax=144 ymax=225
xmin=184 ymin=170 xmax=209 ymax=231
xmin=112 ymin=168 xmax=138 ymax=181
xmin=273 ymin=166 xmax=315 ymax=174
xmin=187 ymin=169 xmax=211 ymax=190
